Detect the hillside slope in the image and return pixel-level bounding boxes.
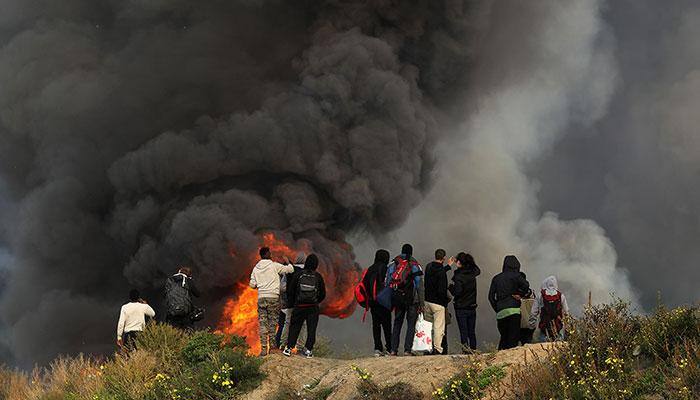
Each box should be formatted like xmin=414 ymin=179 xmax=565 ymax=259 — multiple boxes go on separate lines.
xmin=249 ymin=343 xmax=557 ymax=400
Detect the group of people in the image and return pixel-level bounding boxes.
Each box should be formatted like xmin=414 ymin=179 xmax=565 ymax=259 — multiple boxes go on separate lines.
xmin=114 ymin=242 xmax=569 ymax=359
xmin=357 ymin=244 xmax=569 ymax=356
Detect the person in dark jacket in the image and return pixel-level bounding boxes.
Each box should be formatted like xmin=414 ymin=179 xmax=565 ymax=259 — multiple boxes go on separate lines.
xmin=448 ymin=252 xmax=481 ymax=352
xmin=283 ymin=254 xmax=326 ymax=358
xmin=488 ymin=255 xmax=532 ymax=350
xmin=362 ymin=249 xmax=392 ymax=356
xmin=165 ymin=267 xmax=200 ymax=330
xmin=424 ymin=249 xmax=451 ymax=355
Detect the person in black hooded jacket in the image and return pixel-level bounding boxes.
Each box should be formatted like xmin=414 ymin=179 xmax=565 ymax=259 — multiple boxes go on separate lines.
xmin=448 ymin=252 xmax=480 ymax=352
xmin=362 ymin=249 xmax=392 ymax=356
xmin=488 ymin=255 xmax=532 ymax=350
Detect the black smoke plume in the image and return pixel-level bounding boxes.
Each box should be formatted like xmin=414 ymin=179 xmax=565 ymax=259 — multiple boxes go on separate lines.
xmin=0 ymin=1 xmax=485 ymax=365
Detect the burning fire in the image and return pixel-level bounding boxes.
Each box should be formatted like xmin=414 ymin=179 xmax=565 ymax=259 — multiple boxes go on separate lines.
xmin=217 ymin=232 xmax=361 ymax=354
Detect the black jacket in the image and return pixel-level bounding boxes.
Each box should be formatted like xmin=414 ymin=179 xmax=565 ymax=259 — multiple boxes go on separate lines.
xmin=286 ymin=269 xmax=326 ymax=308
xmin=425 ymin=261 xmax=451 ymax=307
xmin=362 ymin=261 xmax=388 ymax=306
xmin=449 ymin=263 xmax=481 ymax=310
xmin=487 ymin=256 xmax=531 ymax=313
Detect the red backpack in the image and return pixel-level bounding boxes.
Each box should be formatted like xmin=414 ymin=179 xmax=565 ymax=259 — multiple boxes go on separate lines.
xmin=354 ymin=269 xmax=378 ymax=322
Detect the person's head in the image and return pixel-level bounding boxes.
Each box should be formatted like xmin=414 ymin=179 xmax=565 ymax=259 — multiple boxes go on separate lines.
xmin=304 ymin=254 xmax=319 ymax=271
xmin=178 ymin=266 xmax=192 ymax=277
xmin=129 ymin=289 xmax=140 ymax=302
xmin=456 ymin=252 xmax=473 ymax=268
xmin=434 ymin=248 xmax=446 ymax=262
xmin=259 ymin=247 xmax=271 ymax=259
xmin=401 ymin=243 xmax=413 ymax=258
xmin=503 ymin=255 xmax=521 ymax=271
xmin=295 ymin=251 xmax=306 ymax=265
xmin=374 ymin=249 xmax=390 ymax=265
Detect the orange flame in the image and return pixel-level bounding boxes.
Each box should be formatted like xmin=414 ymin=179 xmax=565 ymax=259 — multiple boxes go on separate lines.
xmin=217 ymin=232 xmax=360 ymax=354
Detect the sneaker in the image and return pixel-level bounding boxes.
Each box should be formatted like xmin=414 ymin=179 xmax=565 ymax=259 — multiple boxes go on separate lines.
xmin=302 ymin=349 xmax=313 ymax=358
xmin=374 ymin=350 xmax=383 ymax=357
xmin=258 ymin=350 xmax=267 ymax=357
xmin=389 ymin=351 xmax=398 ymax=356
xmin=382 ymin=350 xmax=391 ymax=357
xmin=282 ymin=347 xmax=292 ymax=357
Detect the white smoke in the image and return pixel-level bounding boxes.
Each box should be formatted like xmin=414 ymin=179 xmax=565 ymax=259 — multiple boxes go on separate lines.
xmin=393 ymin=0 xmax=639 ymax=317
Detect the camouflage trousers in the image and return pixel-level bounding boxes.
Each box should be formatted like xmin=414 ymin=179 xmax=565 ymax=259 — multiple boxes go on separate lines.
xmin=257 ymin=297 xmax=281 ymax=355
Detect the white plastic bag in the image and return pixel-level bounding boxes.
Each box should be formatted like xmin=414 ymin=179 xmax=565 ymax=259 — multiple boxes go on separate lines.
xmin=412 ymin=313 xmax=433 ymax=352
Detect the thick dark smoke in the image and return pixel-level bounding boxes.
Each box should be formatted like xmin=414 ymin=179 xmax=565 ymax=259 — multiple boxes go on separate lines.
xmin=0 ymin=1 xmax=486 ymax=365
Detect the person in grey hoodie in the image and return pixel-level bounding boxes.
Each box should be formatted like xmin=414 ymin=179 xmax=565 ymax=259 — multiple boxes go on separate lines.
xmin=249 ymin=246 xmax=294 ymax=356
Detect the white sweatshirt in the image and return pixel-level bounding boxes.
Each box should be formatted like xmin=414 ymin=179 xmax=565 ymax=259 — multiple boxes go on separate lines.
xmin=117 ymin=302 xmax=156 ymax=340
xmin=249 ymin=259 xmax=294 ymax=299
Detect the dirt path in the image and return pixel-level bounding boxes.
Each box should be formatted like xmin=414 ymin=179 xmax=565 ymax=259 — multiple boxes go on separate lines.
xmin=248 ymin=343 xmax=557 ymax=400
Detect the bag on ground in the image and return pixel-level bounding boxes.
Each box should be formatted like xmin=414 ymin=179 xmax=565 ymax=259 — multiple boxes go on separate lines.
xmin=412 ymin=313 xmax=433 ymax=352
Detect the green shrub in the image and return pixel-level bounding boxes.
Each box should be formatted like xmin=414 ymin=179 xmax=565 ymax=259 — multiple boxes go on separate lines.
xmin=638 ymin=306 xmax=700 ymax=360
xmin=135 ymin=322 xmax=187 ymax=373
xmin=432 ymin=362 xmax=506 ymax=400
xmin=350 ymin=365 xmax=422 ymax=400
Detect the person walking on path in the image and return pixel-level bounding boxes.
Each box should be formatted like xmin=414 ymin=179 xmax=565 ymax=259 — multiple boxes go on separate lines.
xmin=449 ymin=252 xmax=481 ymax=352
xmin=385 ymin=243 xmax=424 ymax=356
xmin=283 ymin=254 xmax=326 ymax=358
xmin=488 ymin=255 xmax=532 ymax=350
xmin=424 ymin=249 xmax=451 ymax=355
xmin=529 ymin=275 xmax=569 ymax=342
xmin=117 ymin=289 xmax=155 ymax=351
xmin=250 ymin=246 xmax=294 ymax=356
xmin=164 ymin=267 xmax=200 ymax=330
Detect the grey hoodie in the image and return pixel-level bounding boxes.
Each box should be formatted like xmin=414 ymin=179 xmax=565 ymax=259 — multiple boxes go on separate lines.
xmin=249 ymin=259 xmax=294 ymax=299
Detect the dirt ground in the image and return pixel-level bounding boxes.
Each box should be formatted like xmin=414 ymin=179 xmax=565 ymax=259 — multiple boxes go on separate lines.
xmin=247 ymin=343 xmax=557 ymax=400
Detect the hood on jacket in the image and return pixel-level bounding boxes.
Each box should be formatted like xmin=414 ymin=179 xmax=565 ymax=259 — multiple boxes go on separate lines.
xmin=541 ymin=275 xmax=559 ymax=296
xmin=294 ymin=252 xmax=306 ymax=264
xmin=502 ymin=255 xmax=521 ymax=272
xmin=254 ymin=259 xmax=275 ymax=271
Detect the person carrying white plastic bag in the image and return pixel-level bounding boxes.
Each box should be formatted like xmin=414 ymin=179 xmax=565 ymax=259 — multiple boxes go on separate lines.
xmin=412 ymin=313 xmax=433 ymax=352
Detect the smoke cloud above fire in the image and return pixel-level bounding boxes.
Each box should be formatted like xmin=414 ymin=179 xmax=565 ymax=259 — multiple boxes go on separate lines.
xmin=1 ymin=0 xmax=698 ymax=366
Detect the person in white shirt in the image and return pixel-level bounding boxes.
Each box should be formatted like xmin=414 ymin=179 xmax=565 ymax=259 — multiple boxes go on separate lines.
xmin=249 ymin=246 xmax=294 ymax=356
xmin=117 ymin=289 xmax=155 ymax=350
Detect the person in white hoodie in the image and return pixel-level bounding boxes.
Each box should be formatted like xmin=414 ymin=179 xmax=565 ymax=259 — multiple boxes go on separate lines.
xmin=117 ymin=289 xmax=155 ymax=351
xmin=250 ymin=246 xmax=294 ymax=356
xmin=529 ymin=275 xmax=569 ymax=342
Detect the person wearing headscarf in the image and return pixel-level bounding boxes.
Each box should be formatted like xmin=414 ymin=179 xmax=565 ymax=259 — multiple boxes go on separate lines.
xmin=529 ymin=275 xmax=569 ymax=341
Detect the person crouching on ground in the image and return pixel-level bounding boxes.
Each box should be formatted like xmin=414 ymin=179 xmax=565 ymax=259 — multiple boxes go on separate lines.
xmin=425 ymin=248 xmax=451 ymax=355
xmin=449 ymin=252 xmax=481 ymax=353
xmin=385 ymin=243 xmax=424 ymax=356
xmin=283 ymin=254 xmax=326 ymax=358
xmin=488 ymin=255 xmax=532 ymax=350
xmin=363 ymin=249 xmax=392 ymax=356
xmin=249 ymin=246 xmax=294 ymax=356
xmin=529 ymin=275 xmax=569 ymax=342
xmin=117 ymin=289 xmax=155 ymax=351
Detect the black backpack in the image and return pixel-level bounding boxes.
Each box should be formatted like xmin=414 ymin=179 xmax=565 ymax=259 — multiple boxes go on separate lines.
xmin=165 ymin=276 xmax=193 ymax=317
xmin=296 ymin=271 xmax=320 ymax=305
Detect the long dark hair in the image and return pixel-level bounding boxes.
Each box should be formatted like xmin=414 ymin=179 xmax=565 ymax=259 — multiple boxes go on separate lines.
xmin=456 ymin=252 xmax=475 ymax=269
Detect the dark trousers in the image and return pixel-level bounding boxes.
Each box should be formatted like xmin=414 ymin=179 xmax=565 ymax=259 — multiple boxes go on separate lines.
xmin=519 ymin=328 xmax=535 ymax=345
xmin=370 ymin=305 xmax=392 ymax=352
xmin=122 ymin=331 xmax=138 ymax=351
xmin=287 ymin=306 xmax=320 ymax=351
xmin=455 ymin=308 xmax=477 ymax=351
xmin=274 ymin=311 xmax=286 ymax=348
xmin=497 ymin=314 xmax=521 ymax=350
xmin=391 ymin=303 xmax=418 ymax=353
